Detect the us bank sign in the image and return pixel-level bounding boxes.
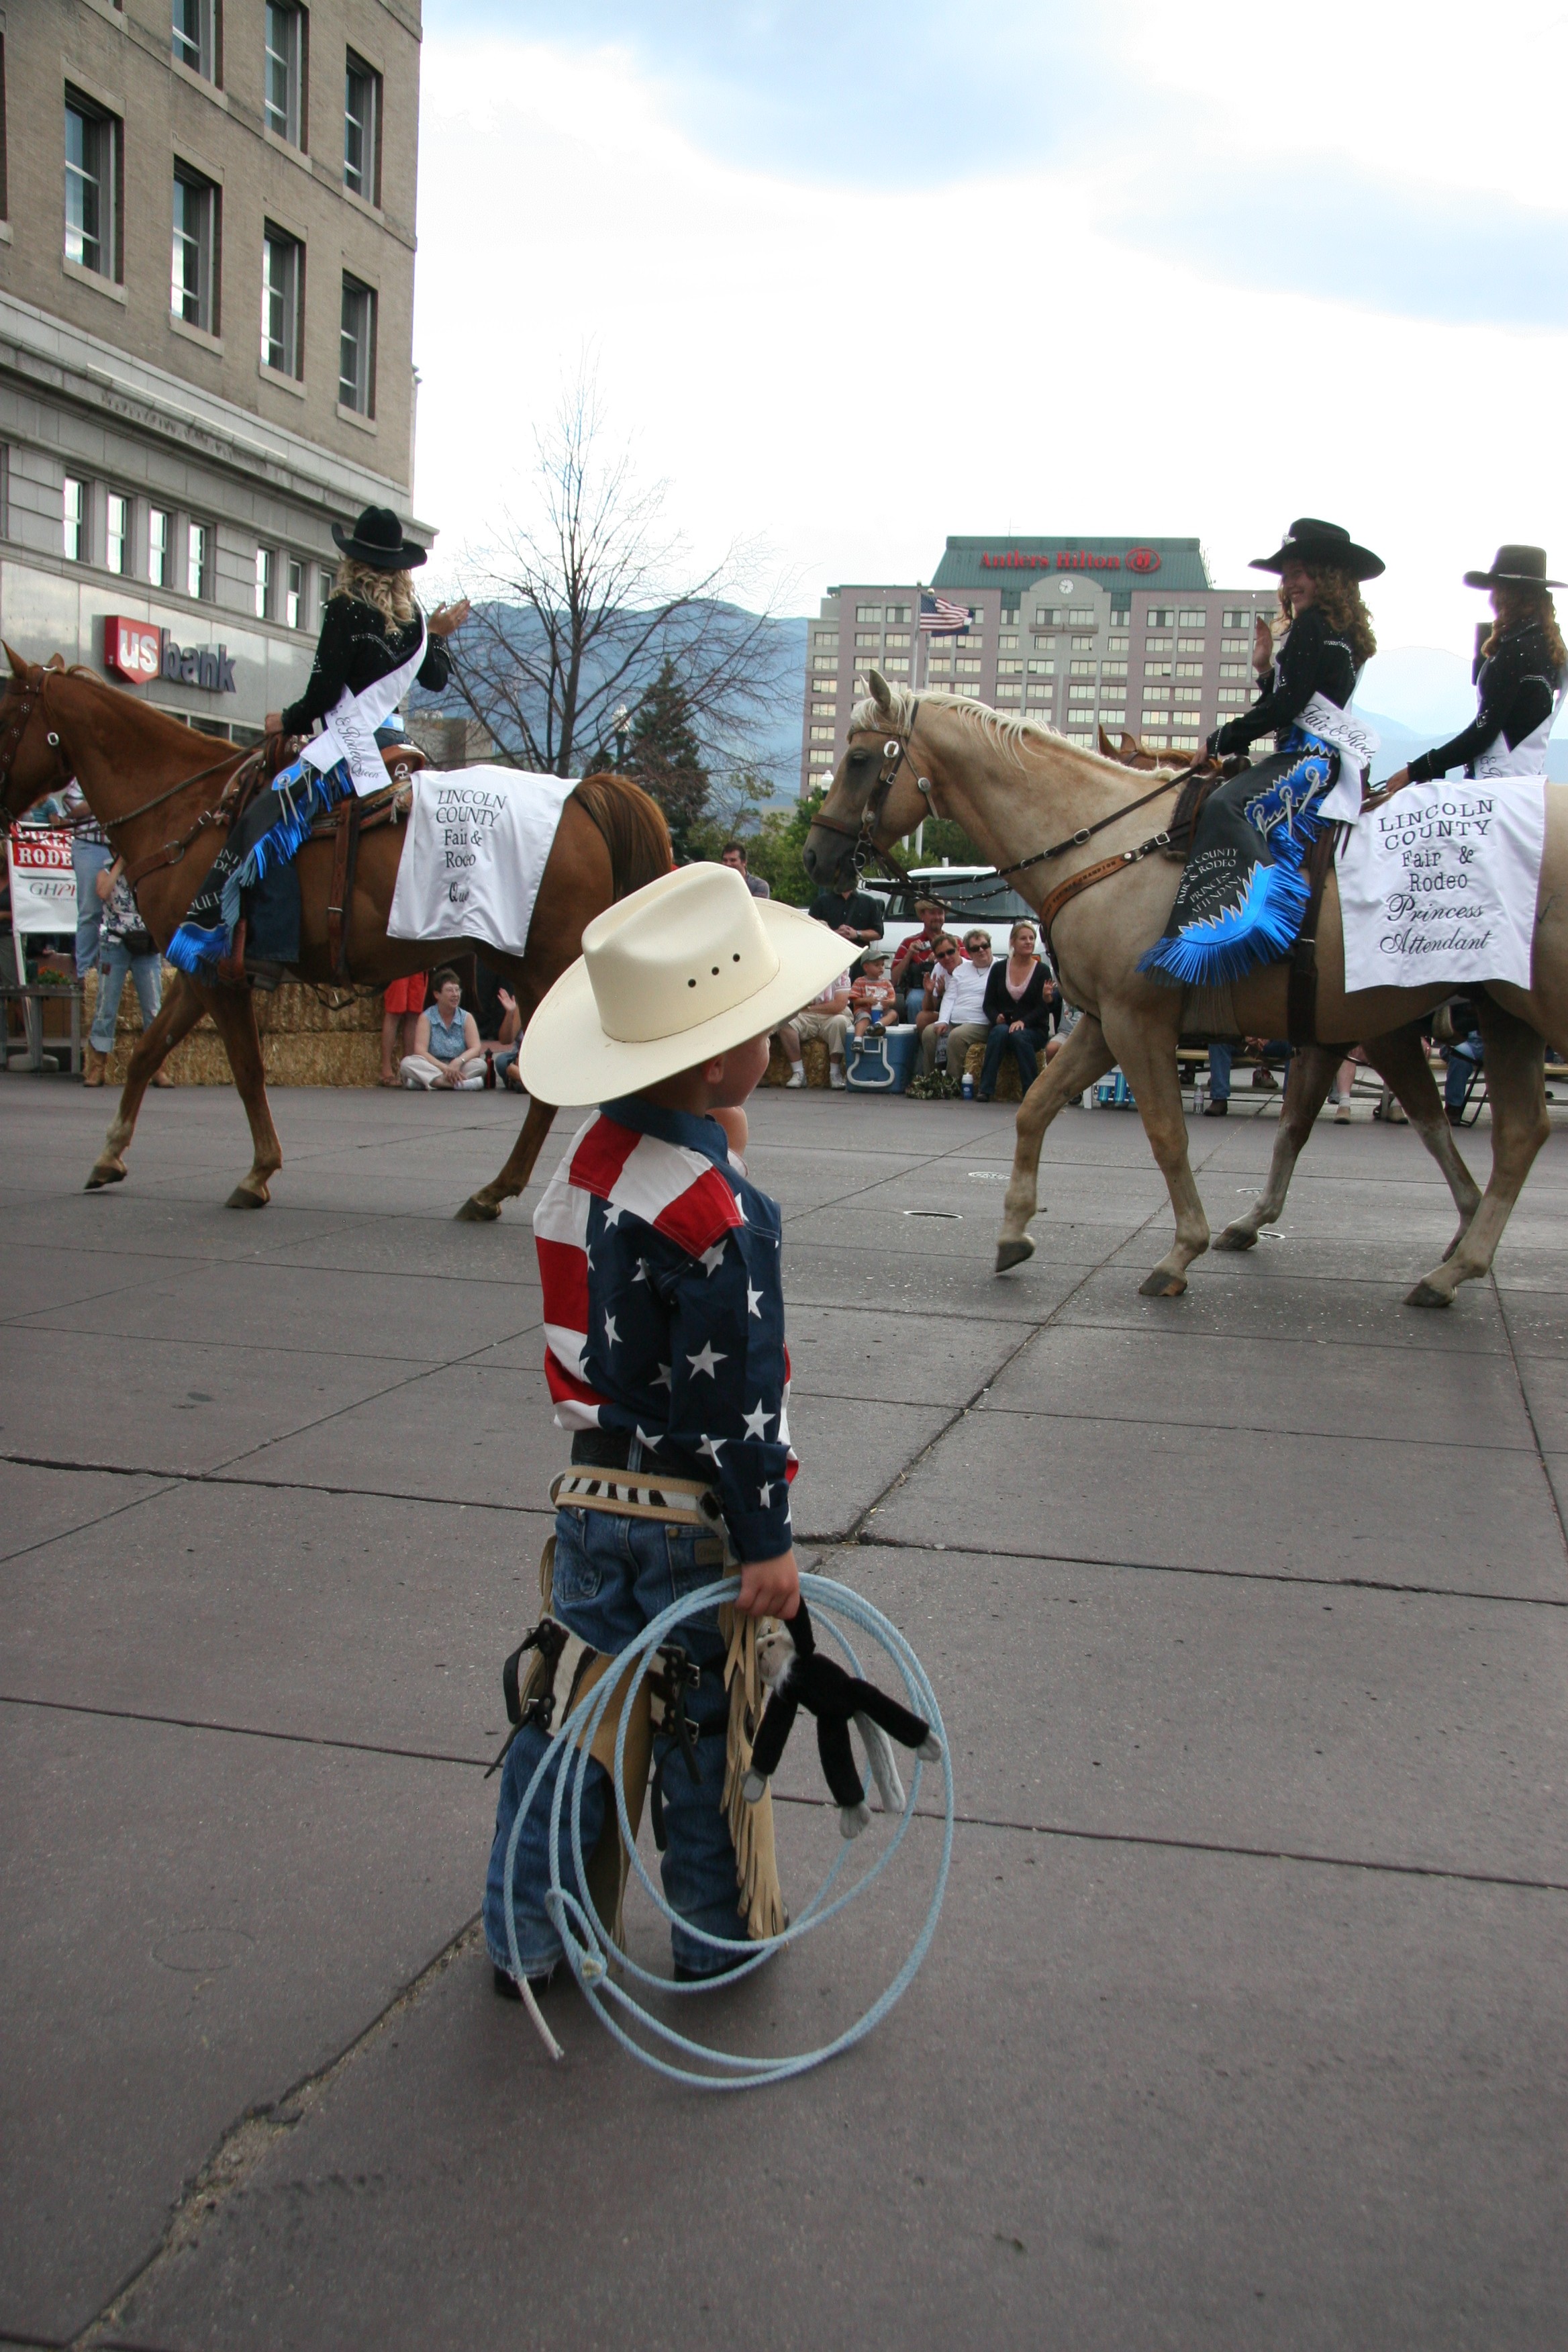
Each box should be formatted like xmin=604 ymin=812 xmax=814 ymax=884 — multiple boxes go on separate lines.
xmin=978 ymin=546 xmax=1162 ymax=574
xmin=103 ymin=615 xmax=237 ymax=693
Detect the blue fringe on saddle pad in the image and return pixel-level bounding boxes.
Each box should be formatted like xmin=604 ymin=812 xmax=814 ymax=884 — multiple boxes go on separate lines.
xmin=164 ymin=754 xmax=350 ymax=975
xmin=1138 ymin=728 xmax=1336 ymax=990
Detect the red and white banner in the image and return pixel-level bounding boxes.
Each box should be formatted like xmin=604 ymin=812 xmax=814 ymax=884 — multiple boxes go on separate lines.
xmin=7 ymin=828 xmax=77 ymax=933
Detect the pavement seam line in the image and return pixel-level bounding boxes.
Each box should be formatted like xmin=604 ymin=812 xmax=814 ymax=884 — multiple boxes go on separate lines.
xmin=1489 ymin=1270 xmax=1568 ymax=1569
xmin=0 ymin=1692 xmax=496 ymax=1769
xmin=847 ymin=1178 xmax=1190 ymax=1542
xmin=68 ymin=1917 xmax=485 ymax=2352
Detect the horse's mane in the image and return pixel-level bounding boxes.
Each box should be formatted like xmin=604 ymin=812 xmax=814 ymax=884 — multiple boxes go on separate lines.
xmin=571 ymin=772 xmax=673 ymax=899
xmin=850 ymin=678 xmax=1172 ymax=779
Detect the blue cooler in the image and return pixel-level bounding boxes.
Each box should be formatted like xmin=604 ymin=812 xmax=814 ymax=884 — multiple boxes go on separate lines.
xmin=845 ymin=1022 xmax=917 ymax=1093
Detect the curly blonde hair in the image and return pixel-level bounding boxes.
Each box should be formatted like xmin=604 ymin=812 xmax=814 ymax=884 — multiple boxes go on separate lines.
xmin=333 ymin=556 xmax=419 ymax=634
xmin=1484 ymin=585 xmax=1567 ymax=672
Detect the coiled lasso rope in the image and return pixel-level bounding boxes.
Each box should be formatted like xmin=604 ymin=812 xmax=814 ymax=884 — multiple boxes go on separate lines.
xmin=499 ymin=1569 xmax=952 ymax=2089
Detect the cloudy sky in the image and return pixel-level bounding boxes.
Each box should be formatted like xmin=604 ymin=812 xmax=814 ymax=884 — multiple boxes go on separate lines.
xmin=413 ymin=1 xmax=1568 ymax=724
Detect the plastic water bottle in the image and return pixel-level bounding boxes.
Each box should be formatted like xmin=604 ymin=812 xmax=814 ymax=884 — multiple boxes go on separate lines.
xmin=961 ymin=1068 xmax=975 ymax=1100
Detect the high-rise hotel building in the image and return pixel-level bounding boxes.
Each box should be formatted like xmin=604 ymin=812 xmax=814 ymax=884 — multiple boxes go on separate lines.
xmin=800 ymin=535 xmax=1278 ymax=795
xmin=0 ymin=0 xmax=430 ymax=745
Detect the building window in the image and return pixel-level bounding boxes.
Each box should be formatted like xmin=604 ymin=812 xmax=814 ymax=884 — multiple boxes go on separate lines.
xmin=954 ymin=657 xmax=982 ymax=676
xmin=1146 ymin=608 xmax=1173 ymax=628
xmin=344 ymin=50 xmax=381 ymax=201
xmin=149 ymin=507 xmax=170 ymax=587
xmin=809 ymin=726 xmax=836 ymax=743
xmin=255 ymin=546 xmax=273 ymax=618
xmin=855 ymin=605 xmax=882 ymax=623
xmin=264 ymin=4 xmax=304 ymax=144
xmin=885 ymin=605 xmax=911 ymax=624
xmin=1026 ymin=658 xmax=1055 ymax=676
xmin=172 ymin=0 xmax=216 ymax=81
xmin=64 ymin=93 xmax=120 ymax=279
xmin=1177 ymin=609 xmax=1206 ymax=628
xmin=173 ymin=166 xmax=220 ymax=333
xmin=854 ymin=631 xmax=880 ymax=648
xmin=1222 ymin=608 xmax=1248 ymax=629
xmin=1177 ymin=638 xmax=1206 ymax=654
xmin=996 ymin=660 xmax=1023 ymax=677
xmin=187 ymin=519 xmax=210 ymax=599
xmin=1069 ymin=660 xmax=1097 ymax=677
xmin=811 ymin=655 xmax=836 ymax=673
xmin=261 ymin=226 xmax=303 ymax=375
xmin=106 ymin=492 xmax=130 ymax=575
xmin=1101 ymin=661 xmax=1128 ymax=679
xmin=285 ymin=556 xmax=303 ymax=628
xmin=339 ymin=275 xmax=376 ymax=413
xmin=1175 ymin=663 xmax=1204 ymax=679
xmin=885 ymin=632 xmax=912 ymax=649
xmin=1216 ymin=687 xmax=1249 ymax=706
xmin=62 ymin=476 xmax=86 ymax=562
xmin=1108 ymin=634 xmax=1129 ymax=654
xmin=1218 ymin=663 xmax=1250 ymax=679
xmin=1071 ymin=634 xmax=1096 ymax=651
xmin=882 ymin=658 xmax=910 ymax=676
xmin=1173 ymin=686 xmax=1204 ymax=704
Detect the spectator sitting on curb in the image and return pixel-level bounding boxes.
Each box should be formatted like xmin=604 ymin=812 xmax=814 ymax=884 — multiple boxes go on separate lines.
xmin=399 ymin=967 xmax=494 ymax=1090
xmin=380 ymin=971 xmax=429 ymax=1086
xmin=891 ymin=897 xmax=949 ymax=1021
xmin=848 ymin=950 xmax=897 ymax=1043
xmin=777 ymin=967 xmax=852 ymax=1089
xmin=977 ymin=920 xmax=1054 ymax=1101
xmin=918 ymin=929 xmax=995 ymax=1089
xmin=721 ymin=842 xmax=770 ymax=899
xmin=85 ymin=857 xmax=173 ymax=1089
xmin=1204 ymin=1035 xmax=1293 ymax=1117
xmin=491 ymin=989 xmax=527 ymax=1092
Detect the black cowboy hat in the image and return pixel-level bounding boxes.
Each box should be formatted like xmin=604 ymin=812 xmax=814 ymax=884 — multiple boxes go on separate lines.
xmin=1251 ymin=518 xmax=1385 ymax=583
xmin=1463 ymin=544 xmax=1565 ymax=590
xmin=330 ymin=504 xmax=428 ymax=571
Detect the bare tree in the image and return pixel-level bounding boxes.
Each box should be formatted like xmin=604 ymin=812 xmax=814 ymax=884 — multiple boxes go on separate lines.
xmin=441 ymin=369 xmax=795 ymax=781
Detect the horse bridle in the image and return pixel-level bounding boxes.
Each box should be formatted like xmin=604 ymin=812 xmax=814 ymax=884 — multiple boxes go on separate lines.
xmin=0 ymin=661 xmax=259 ymax=861
xmin=809 ymin=703 xmax=930 ymax=879
xmin=0 ymin=667 xmax=71 ymax=826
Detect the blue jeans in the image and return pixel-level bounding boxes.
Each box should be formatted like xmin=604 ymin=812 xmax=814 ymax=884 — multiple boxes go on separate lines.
xmin=1444 ymin=1035 xmax=1483 ymax=1110
xmin=903 ymin=987 xmax=926 ymax=1023
xmin=483 ymin=1504 xmax=744 ymax=1978
xmin=73 ymin=840 xmax=112 ymax=977
xmin=1207 ymin=1038 xmax=1292 ymax=1102
xmin=979 ymin=1022 xmax=1040 ymax=1097
xmin=91 ymin=940 xmax=162 ymax=1053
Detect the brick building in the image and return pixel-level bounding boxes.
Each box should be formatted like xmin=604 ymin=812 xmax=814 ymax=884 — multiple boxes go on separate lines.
xmin=801 ymin=535 xmax=1278 ymax=795
xmin=0 ymin=0 xmax=430 ymax=745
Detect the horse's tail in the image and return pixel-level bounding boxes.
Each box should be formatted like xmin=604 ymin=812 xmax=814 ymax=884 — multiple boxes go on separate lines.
xmin=569 ymin=772 xmax=674 ymax=901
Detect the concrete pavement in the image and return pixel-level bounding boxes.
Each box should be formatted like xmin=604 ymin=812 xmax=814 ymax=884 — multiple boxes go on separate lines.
xmin=2 ymin=1078 xmax=1565 ymax=2350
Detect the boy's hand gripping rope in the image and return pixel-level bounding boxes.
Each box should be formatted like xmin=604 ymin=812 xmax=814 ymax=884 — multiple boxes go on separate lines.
xmin=499 ymin=1571 xmax=953 ymax=2090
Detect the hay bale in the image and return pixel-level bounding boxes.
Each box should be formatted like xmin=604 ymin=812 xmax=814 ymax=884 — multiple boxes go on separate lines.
xmin=764 ymin=1038 xmax=831 ymax=1087
xmin=84 ymin=967 xmax=387 ymax=1086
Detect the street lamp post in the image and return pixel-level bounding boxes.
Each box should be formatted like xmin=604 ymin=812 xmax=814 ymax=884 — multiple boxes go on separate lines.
xmin=612 ymin=703 xmax=631 ymax=771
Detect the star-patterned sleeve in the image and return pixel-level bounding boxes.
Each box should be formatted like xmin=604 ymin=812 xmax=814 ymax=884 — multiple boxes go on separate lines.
xmin=653 ymin=1214 xmax=793 ymax=1562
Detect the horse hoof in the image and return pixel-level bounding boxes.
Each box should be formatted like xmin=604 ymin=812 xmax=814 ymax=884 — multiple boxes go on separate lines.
xmin=1405 ymin=1280 xmax=1452 ymax=1310
xmin=85 ymin=1163 xmax=126 ymax=1191
xmin=454 ymin=1194 xmax=501 ymax=1223
xmin=1138 ymin=1271 xmax=1187 ymax=1298
xmin=993 ymin=1236 xmax=1034 ymax=1273
xmin=226 ymin=1185 xmax=268 ymax=1210
xmin=1213 ymin=1225 xmax=1259 ymax=1253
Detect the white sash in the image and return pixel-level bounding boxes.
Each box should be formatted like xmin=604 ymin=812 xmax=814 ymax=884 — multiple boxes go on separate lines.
xmin=1301 ymin=691 xmax=1380 ymax=824
xmin=1471 ymin=680 xmax=1565 ymax=779
xmin=299 ymin=617 xmax=428 ymax=797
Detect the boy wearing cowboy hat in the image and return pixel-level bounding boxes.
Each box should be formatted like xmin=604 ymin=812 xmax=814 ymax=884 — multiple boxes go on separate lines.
xmin=483 ymin=865 xmax=850 ymax=1990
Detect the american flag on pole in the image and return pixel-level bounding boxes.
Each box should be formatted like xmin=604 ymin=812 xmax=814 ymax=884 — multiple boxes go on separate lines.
xmin=919 ymin=591 xmax=970 ymax=635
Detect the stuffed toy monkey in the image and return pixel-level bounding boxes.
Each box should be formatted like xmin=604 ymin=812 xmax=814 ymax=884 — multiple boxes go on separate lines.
xmin=742 ymin=1597 xmax=942 ymax=1839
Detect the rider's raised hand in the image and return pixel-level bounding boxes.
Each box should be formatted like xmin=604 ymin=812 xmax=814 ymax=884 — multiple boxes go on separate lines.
xmin=426 ymin=599 xmax=471 ymax=639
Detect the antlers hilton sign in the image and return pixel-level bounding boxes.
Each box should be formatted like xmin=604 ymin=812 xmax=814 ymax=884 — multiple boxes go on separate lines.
xmin=978 ymin=548 xmax=1162 ymax=573
xmin=103 ymin=615 xmax=237 ymax=692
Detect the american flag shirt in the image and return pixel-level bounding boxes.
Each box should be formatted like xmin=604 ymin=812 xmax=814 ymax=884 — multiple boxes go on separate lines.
xmin=534 ymin=1096 xmax=795 ymax=1563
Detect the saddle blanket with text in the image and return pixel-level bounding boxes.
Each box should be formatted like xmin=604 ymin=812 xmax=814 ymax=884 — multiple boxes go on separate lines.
xmin=387 ymin=767 xmax=577 ymax=959
xmin=1337 ymin=781 xmax=1547 ymax=995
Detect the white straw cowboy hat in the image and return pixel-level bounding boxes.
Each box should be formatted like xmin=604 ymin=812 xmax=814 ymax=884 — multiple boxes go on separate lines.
xmin=520 ymin=864 xmax=853 ymax=1106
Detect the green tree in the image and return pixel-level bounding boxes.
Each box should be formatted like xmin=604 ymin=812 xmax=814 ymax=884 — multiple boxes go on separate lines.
xmin=626 ymin=658 xmax=709 ymax=858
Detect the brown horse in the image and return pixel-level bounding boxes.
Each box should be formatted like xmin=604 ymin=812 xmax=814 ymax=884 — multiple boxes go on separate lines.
xmin=804 ymin=673 xmax=1561 ymax=1308
xmin=0 ymin=648 xmax=670 ymax=1216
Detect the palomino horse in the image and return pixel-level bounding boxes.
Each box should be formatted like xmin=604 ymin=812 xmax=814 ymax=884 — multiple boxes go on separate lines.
xmin=803 ymin=672 xmax=1561 ymax=1308
xmin=0 ymin=649 xmax=670 ymax=1216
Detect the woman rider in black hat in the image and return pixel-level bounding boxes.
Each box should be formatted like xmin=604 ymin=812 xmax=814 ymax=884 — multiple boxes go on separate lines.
xmin=167 ymin=507 xmax=468 ymax=975
xmin=1140 ymin=518 xmax=1381 ymax=990
xmin=1382 ymin=546 xmax=1567 ymax=794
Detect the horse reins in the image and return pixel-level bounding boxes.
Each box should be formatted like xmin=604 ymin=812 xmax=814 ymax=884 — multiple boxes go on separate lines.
xmin=820 ymin=701 xmax=1213 ymax=950
xmin=0 ymin=661 xmax=265 ymax=881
